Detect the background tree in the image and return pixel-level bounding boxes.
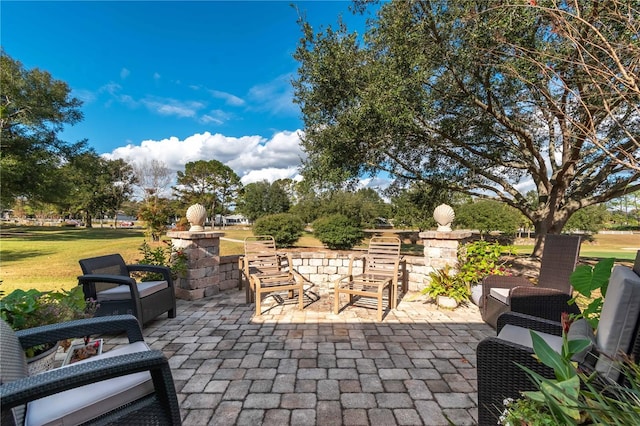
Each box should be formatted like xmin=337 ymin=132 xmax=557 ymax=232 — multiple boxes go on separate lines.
xmin=454 ymin=199 xmax=522 ymax=238
xmin=1 ymin=51 xmax=86 ymax=207
xmin=138 ymin=196 xmax=171 ymax=241
xmin=293 ymin=0 xmax=640 ymax=255
xmin=173 ymin=160 xmax=241 ymax=220
xmin=104 ymin=159 xmax=136 ymax=227
xmin=388 ymin=182 xmax=450 ymax=231
xmin=237 ymin=180 xmax=291 ymax=221
xmin=133 ymin=159 xmax=173 ymax=200
xmin=564 ymin=204 xmax=610 ymax=234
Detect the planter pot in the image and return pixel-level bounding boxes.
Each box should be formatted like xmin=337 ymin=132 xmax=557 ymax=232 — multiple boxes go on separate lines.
xmin=27 ymin=342 xmax=60 ymax=375
xmin=436 ymin=295 xmax=459 ymax=309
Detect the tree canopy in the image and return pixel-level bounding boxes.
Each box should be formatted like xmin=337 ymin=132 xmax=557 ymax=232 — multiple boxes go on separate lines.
xmin=1 ymin=51 xmax=86 ymax=207
xmin=294 ymin=0 xmax=640 ymax=254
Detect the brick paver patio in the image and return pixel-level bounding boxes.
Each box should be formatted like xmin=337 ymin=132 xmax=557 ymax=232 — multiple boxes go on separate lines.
xmin=94 ymin=285 xmax=494 ymax=425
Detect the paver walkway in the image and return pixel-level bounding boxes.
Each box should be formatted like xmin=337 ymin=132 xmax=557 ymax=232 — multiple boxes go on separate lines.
xmin=96 ymin=286 xmax=494 ymax=425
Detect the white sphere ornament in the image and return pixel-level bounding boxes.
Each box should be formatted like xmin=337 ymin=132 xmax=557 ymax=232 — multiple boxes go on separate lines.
xmin=433 ymin=204 xmax=455 ymax=232
xmin=186 ymin=203 xmax=207 ymax=232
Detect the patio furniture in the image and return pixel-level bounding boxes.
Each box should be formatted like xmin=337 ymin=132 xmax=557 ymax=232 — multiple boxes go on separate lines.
xmin=0 ymin=315 xmax=181 ymax=426
xmin=78 ymin=254 xmax=177 ymax=326
xmin=334 ymin=237 xmax=402 ymax=321
xmin=476 ymin=263 xmax=640 ymax=425
xmin=481 ymin=234 xmax=581 ymax=328
xmin=242 ymin=235 xmax=305 ymax=316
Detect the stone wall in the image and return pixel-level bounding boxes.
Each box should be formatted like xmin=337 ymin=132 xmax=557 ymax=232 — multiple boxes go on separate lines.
xmin=223 ymin=250 xmax=432 ymax=293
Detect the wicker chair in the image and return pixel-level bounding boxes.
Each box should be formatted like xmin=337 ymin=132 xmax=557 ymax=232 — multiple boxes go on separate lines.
xmin=0 ymin=315 xmax=181 ymax=426
xmin=477 ymin=264 xmax=640 ymax=425
xmin=78 ymin=254 xmax=177 ymax=326
xmin=241 ymin=235 xmax=305 ymax=316
xmin=481 ymin=234 xmax=581 ymax=328
xmin=334 ymin=237 xmax=402 ymax=322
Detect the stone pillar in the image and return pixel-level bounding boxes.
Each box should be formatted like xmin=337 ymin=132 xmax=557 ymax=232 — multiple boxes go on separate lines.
xmin=419 ymin=230 xmax=473 ymax=271
xmin=166 ymin=230 xmax=225 ymax=300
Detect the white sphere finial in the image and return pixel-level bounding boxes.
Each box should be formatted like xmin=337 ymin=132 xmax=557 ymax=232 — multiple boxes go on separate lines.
xmin=186 ymin=203 xmax=207 ymax=232
xmin=433 ymin=204 xmax=455 ymax=232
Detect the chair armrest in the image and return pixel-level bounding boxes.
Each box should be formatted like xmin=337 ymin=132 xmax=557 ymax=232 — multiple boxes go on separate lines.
xmin=496 ymin=312 xmax=563 ymax=336
xmin=16 ymin=315 xmax=144 ymax=349
xmin=509 ymin=287 xmax=580 ymax=321
xmin=126 ymin=264 xmax=174 ymax=287
xmin=0 ymin=350 xmax=177 ymax=416
xmin=78 ymin=274 xmax=136 ymax=286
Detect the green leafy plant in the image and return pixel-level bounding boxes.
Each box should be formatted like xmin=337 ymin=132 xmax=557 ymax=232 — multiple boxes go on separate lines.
xmin=422 ymin=265 xmax=470 ymax=304
xmin=568 ymin=258 xmax=614 ymax=328
xmin=312 ymin=214 xmax=364 ymax=250
xmin=0 ymin=287 xmax=99 ymax=357
xmin=253 ymin=213 xmax=305 ymax=247
xmin=137 ymin=241 xmax=188 ymax=280
xmin=457 ymin=240 xmax=514 ymax=285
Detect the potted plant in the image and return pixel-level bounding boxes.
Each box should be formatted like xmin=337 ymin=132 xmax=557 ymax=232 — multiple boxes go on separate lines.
xmin=422 ymin=266 xmax=470 ymax=309
xmin=0 ymin=287 xmax=98 ymax=373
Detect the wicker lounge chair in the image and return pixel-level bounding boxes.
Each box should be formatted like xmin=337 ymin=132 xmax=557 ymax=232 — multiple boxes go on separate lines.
xmin=476 ymin=262 xmax=640 ymax=425
xmin=78 ymin=254 xmax=177 ymax=326
xmin=334 ymin=237 xmax=402 ymax=322
xmin=481 ymin=234 xmax=581 ymax=328
xmin=241 ymin=235 xmax=305 ymax=316
xmin=0 ymin=315 xmax=181 ymax=426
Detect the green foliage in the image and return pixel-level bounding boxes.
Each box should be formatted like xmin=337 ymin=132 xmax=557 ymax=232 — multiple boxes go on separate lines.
xmin=501 ymin=314 xmax=640 ymax=425
xmin=293 ymin=1 xmax=640 ymax=252
xmin=136 ymin=241 xmax=188 ymax=280
xmin=237 ymin=180 xmax=291 ymax=221
xmin=253 ymin=213 xmax=305 ymax=247
xmin=457 ymin=240 xmax=514 ymax=286
xmin=173 ymin=160 xmax=242 ymax=215
xmin=454 ymin=200 xmax=521 ymax=236
xmin=138 ymin=196 xmax=172 ymax=241
xmin=312 ymin=214 xmax=364 ymax=250
xmin=569 ymin=258 xmax=615 ymax=328
xmin=565 ymin=205 xmax=610 ymax=234
xmin=0 ymin=287 xmax=98 ymax=357
xmin=1 ymin=51 xmax=86 ymax=207
xmin=422 ymin=266 xmax=470 ymax=304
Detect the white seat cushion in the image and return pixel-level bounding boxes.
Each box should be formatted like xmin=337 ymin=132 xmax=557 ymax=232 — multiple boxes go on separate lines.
xmin=97 ymin=280 xmax=168 ymax=301
xmin=25 ymin=341 xmax=154 ymax=426
xmin=595 ymin=265 xmax=640 ymax=381
xmin=497 ymin=319 xmax=595 ymax=363
xmin=489 ymin=287 xmax=510 ymax=305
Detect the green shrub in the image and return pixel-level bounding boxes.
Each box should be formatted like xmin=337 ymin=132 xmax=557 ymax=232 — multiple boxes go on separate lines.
xmin=422 ymin=265 xmax=470 ymax=304
xmin=457 ymin=240 xmax=514 ymax=286
xmin=253 ymin=213 xmax=304 ymax=247
xmin=312 ymin=214 xmax=364 ymax=250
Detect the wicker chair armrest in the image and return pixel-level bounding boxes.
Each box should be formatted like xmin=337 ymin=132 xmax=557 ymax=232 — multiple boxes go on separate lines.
xmin=496 ymin=312 xmax=563 ymax=335
xmin=77 ymin=274 xmax=137 ymax=286
xmin=509 ymin=287 xmax=580 ymax=321
xmin=0 ymin=350 xmax=178 ymax=420
xmin=482 ymin=275 xmax=533 ymax=293
xmin=126 ymin=264 xmax=174 ymax=286
xmin=15 ymin=315 xmax=144 ymax=349
xmin=477 ymin=336 xmax=556 ymax=424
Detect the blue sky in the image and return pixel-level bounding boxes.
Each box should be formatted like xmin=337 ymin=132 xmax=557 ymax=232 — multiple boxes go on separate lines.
xmin=2 ymin=1 xmax=379 ymax=185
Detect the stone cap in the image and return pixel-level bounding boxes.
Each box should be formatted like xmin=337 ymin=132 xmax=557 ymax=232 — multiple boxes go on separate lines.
xmin=167 ymin=231 xmax=225 ymax=239
xmin=419 ymin=230 xmax=472 ymax=240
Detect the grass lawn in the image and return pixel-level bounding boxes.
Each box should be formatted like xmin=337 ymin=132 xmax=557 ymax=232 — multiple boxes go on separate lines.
xmin=1 ymin=225 xmax=637 ymax=294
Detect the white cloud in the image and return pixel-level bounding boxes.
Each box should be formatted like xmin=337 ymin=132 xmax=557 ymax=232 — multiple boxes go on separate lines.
xmin=104 ymin=130 xmax=307 ymax=185
xmin=247 ymin=73 xmax=298 ymax=116
xmin=209 ymin=90 xmax=245 ymax=107
xmin=120 ymin=68 xmax=130 ymax=79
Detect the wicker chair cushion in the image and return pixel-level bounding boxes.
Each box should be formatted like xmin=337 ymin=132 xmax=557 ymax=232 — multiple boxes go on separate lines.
xmin=595 ymin=265 xmax=640 ymax=381
xmin=489 ymin=287 xmax=510 ymax=304
xmin=0 ymin=320 xmax=28 ymax=426
xmin=96 ymin=280 xmax=168 ymax=302
xmin=497 ymin=318 xmax=595 ymax=363
xmin=25 ymin=341 xmax=154 ymax=426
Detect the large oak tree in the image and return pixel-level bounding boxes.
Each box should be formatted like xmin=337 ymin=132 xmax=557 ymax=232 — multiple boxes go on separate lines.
xmin=1 ymin=51 xmax=86 ymax=207
xmin=293 ymin=0 xmax=640 ymax=254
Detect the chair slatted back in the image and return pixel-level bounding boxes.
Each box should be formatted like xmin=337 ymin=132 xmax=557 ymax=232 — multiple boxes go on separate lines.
xmin=244 ymin=236 xmax=285 ymax=276
xmin=363 ymin=237 xmax=401 ymax=278
xmin=537 ymin=234 xmax=581 ymax=293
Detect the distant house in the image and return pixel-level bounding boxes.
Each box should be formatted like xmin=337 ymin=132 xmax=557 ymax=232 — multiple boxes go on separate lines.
xmin=214 ymin=214 xmax=250 ymax=226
